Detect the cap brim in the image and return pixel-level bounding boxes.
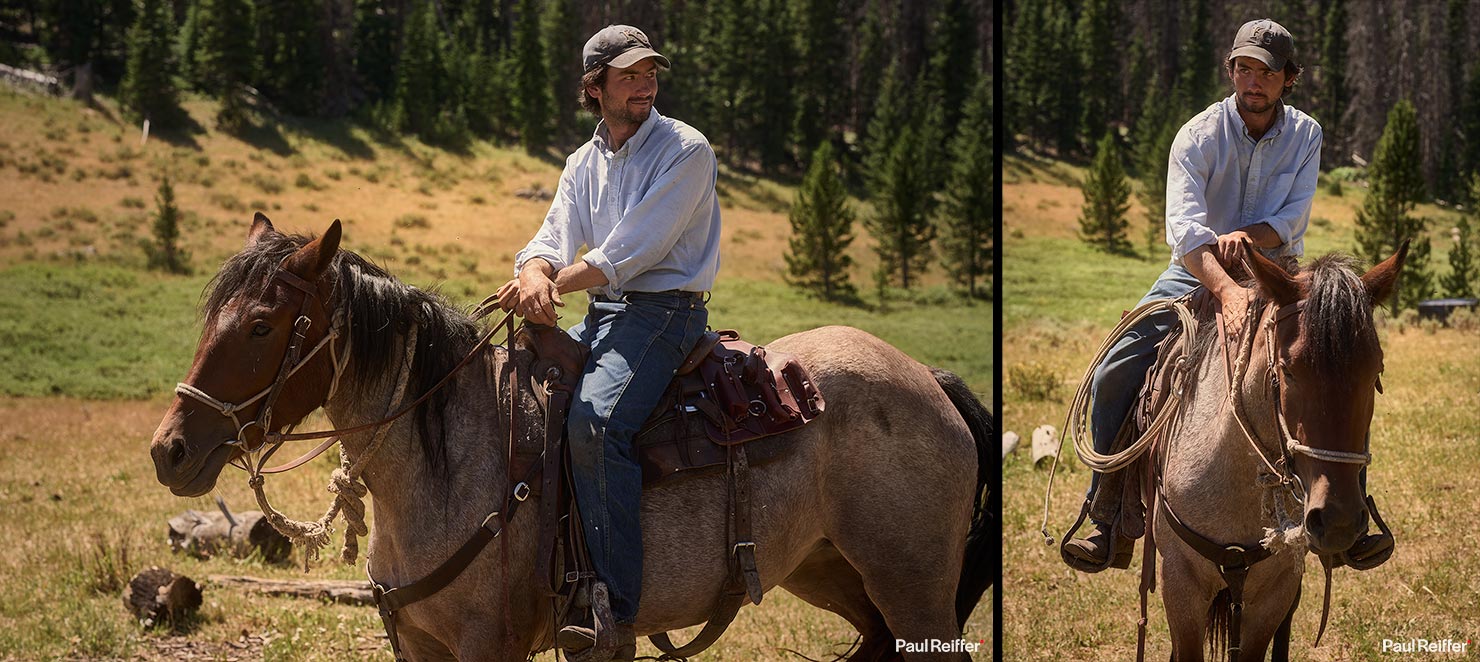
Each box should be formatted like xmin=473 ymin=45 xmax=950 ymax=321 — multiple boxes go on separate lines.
xmin=1229 ymin=46 xmax=1286 ymax=71
xmin=608 ymin=48 xmax=671 ymax=70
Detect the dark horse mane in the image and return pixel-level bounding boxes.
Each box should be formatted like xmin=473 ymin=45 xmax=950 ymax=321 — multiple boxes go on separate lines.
xmin=1187 ymin=252 xmax=1378 ymax=382
xmin=202 ymin=231 xmax=483 ymax=475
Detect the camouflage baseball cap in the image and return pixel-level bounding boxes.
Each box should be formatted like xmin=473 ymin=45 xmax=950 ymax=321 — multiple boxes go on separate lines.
xmin=1228 ymin=19 xmax=1296 ymax=71
xmin=583 ymin=25 xmax=671 ymax=72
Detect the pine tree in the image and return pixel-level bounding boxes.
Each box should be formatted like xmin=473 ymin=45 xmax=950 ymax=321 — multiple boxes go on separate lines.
xmin=43 ymin=0 xmax=102 ymax=99
xmin=1078 ymin=133 xmax=1133 ymax=254
xmin=852 ymin=0 xmax=889 ymax=138
xmin=146 ymin=176 xmax=190 ymax=274
xmin=1177 ymin=0 xmax=1215 ymax=109
xmin=1133 ymin=97 xmax=1182 ymax=259
xmin=866 ymin=123 xmax=936 ymax=289
xmin=786 ymin=141 xmax=856 ymax=300
xmin=541 ymin=0 xmax=580 ymax=148
xmin=1355 ymin=100 xmax=1434 ymax=313
xmin=863 ymin=59 xmax=909 ymax=180
xmin=1075 ymin=0 xmax=1121 ymax=143
xmin=256 ymin=0 xmax=328 ymax=117
xmin=1320 ymin=0 xmax=1348 ymax=166
xmin=119 ymin=0 xmax=181 ymax=127
xmin=1462 ymin=63 xmax=1480 ymax=201
xmin=791 ymin=0 xmax=846 ymax=165
xmin=938 ymin=77 xmax=992 ymax=299
xmin=352 ymin=0 xmax=398 ymax=104
xmin=923 ymin=0 xmax=978 ymax=141
xmin=394 ymin=2 xmax=446 ymax=140
xmin=1440 ymin=174 xmax=1479 ymax=299
xmin=513 ymin=0 xmax=551 ymax=151
xmin=195 ymin=0 xmax=257 ymax=130
xmin=752 ymin=0 xmax=797 ymax=169
xmin=1442 ymin=211 xmax=1475 ymax=299
xmin=1435 ymin=0 xmax=1468 ymax=201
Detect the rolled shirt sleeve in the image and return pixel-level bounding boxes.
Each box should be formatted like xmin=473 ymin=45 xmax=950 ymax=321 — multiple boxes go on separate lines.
xmin=513 ymin=159 xmax=583 ymax=275
xmin=582 ymin=142 xmax=716 ymax=291
xmin=1165 ymin=127 xmax=1218 ymax=262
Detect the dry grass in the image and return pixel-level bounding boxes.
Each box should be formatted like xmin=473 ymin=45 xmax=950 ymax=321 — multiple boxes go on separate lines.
xmin=1002 ymin=152 xmax=1480 ymax=660
xmin=0 ymin=89 xmax=990 ymax=659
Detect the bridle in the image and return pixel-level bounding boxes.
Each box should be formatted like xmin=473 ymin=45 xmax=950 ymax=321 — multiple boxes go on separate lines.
xmin=173 ymin=261 xmax=515 ymax=476
xmin=174 ymin=265 xmax=349 ymax=459
xmin=1229 ymin=297 xmax=1374 ymax=508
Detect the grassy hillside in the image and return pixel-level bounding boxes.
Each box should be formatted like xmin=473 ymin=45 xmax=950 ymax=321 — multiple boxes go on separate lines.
xmin=0 ymin=88 xmax=991 ymax=659
xmin=1001 ymin=151 xmax=1480 ymax=660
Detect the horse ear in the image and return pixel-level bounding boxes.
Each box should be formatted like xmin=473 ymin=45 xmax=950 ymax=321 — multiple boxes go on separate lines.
xmin=1240 ymin=238 xmax=1301 ymax=305
xmin=247 ymin=212 xmax=276 ymax=246
xmin=284 ymin=219 xmax=342 ymax=280
xmin=1361 ymin=239 xmax=1409 ymax=307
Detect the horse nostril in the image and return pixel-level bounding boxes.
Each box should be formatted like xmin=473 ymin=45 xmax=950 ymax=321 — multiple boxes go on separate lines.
xmin=169 ymin=439 xmax=187 ymax=467
xmin=1305 ymin=508 xmax=1325 ymax=538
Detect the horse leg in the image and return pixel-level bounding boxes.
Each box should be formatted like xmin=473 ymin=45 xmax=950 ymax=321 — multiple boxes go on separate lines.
xmin=1159 ymin=551 xmax=1213 ymax=662
xmin=393 ymin=621 xmax=460 ymax=662
xmin=829 ymin=516 xmax=971 ymax=661
xmin=780 ymin=542 xmax=899 ymax=662
xmin=1270 ymin=584 xmax=1301 ymax=662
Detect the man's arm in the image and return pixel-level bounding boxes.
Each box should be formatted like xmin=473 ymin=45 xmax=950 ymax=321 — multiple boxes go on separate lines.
xmin=582 ymin=142 xmax=716 ymax=290
xmin=1214 ymin=222 xmax=1281 ymax=267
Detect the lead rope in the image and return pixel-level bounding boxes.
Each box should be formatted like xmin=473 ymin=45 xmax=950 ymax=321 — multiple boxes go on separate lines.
xmin=1040 ymin=297 xmax=1196 ymax=544
xmin=249 ymin=324 xmax=418 ymax=568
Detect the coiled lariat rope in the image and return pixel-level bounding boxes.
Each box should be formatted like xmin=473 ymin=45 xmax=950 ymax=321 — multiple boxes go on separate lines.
xmin=247 ymin=324 xmax=417 ymax=569
xmin=1039 ymin=298 xmax=1197 ymax=545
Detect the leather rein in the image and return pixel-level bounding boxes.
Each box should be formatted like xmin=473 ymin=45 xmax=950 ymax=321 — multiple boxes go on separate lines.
xmin=176 ymin=264 xmax=517 ymax=477
xmin=1140 ymin=296 xmax=1379 ymax=662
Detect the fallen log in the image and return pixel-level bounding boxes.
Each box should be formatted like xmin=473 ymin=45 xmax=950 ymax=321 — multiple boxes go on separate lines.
xmin=207 ymin=575 xmax=376 ymax=606
xmin=124 ymin=567 xmax=203 ymax=628
xmin=168 ymin=499 xmax=291 ymax=563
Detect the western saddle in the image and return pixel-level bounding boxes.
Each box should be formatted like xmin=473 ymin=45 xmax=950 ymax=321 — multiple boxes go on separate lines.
xmin=508 ymin=322 xmax=826 ymax=660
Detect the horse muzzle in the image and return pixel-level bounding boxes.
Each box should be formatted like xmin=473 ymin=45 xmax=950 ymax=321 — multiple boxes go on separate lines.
xmin=149 ymin=410 xmax=236 ymax=497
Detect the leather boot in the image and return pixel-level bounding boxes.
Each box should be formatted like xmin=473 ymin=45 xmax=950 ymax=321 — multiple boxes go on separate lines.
xmin=1336 ymin=530 xmax=1395 ymax=570
xmin=557 ymin=622 xmax=636 ymax=662
xmin=1063 ymin=522 xmax=1134 ymax=572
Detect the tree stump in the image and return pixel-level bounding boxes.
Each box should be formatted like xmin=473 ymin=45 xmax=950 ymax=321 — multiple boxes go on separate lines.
xmin=168 ymin=509 xmax=291 ymax=563
xmin=123 ymin=567 xmax=202 ymax=629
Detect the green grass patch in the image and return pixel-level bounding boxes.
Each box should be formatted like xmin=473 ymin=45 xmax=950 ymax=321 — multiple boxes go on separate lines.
xmin=0 ymin=264 xmax=204 ymax=398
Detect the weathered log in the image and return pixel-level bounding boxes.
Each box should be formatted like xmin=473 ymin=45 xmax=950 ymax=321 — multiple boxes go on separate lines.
xmin=207 ymin=575 xmax=375 ymax=606
xmin=168 ymin=508 xmax=291 ymax=563
xmin=123 ymin=567 xmax=202 ymax=628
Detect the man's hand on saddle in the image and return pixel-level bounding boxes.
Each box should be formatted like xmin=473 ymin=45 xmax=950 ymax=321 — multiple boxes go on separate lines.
xmin=1186 ymin=241 xmax=1253 ymax=339
xmin=504 ymin=261 xmax=564 ymax=326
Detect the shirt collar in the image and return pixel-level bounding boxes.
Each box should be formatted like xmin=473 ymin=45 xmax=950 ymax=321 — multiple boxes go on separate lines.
xmin=592 ymin=109 xmax=663 ymax=156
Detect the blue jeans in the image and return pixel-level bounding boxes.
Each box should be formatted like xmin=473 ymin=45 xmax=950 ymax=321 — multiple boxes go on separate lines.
xmin=1087 ymin=265 xmax=1201 ymax=500
xmin=565 ymin=290 xmax=709 ymax=624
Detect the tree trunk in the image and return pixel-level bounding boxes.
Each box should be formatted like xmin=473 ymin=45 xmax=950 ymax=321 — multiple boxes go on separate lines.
xmin=124 ymin=567 xmax=203 ymax=628
xmin=207 ymin=575 xmax=376 ymax=606
xmin=167 ymin=509 xmax=292 ymax=563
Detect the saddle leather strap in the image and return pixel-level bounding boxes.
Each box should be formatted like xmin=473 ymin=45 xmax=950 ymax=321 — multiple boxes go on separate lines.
xmin=370 ymin=442 xmax=543 ymax=656
xmin=535 ymin=386 xmax=571 ymax=595
xmin=648 ymin=442 xmax=762 ymax=660
xmin=1157 ymin=493 xmax=1273 ymax=662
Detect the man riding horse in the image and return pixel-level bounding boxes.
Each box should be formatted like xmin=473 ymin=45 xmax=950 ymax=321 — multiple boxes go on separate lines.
xmin=1064 ymin=18 xmax=1392 ymax=571
xmin=496 ymin=24 xmax=720 ymax=660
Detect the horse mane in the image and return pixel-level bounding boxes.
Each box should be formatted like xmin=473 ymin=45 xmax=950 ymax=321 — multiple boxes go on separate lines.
xmin=1185 ymin=252 xmax=1376 ymax=384
xmin=202 ymin=231 xmax=482 ymax=475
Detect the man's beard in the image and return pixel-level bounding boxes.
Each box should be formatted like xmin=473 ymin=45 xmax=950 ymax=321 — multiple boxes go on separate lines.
xmin=1235 ymin=89 xmax=1280 ymax=114
xmin=607 ymin=99 xmax=653 ymax=126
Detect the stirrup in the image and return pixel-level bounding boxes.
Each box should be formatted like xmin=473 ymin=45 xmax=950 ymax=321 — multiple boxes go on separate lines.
xmin=1335 ymin=495 xmax=1395 ymax=571
xmin=560 ymin=581 xmax=618 ymax=662
xmin=1059 ymin=499 xmax=1132 ymax=573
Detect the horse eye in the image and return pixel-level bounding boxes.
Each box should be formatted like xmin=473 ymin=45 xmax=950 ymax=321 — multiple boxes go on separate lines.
xmin=252 ymin=323 xmax=271 ymax=337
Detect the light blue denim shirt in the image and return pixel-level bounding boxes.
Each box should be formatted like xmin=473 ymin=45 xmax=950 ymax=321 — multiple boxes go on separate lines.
xmin=1165 ymin=94 xmax=1322 ymax=265
xmin=514 ymin=109 xmax=722 ymax=299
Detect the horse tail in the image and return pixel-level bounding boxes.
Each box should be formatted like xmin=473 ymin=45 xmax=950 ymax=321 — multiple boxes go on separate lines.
xmin=930 ymin=368 xmax=995 ymax=629
xmin=1206 ymin=588 xmax=1232 ymax=662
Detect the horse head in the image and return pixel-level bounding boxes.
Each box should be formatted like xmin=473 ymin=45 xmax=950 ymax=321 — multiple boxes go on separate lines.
xmin=1240 ymin=238 xmax=1407 ymax=555
xmin=150 ymin=214 xmax=344 ymax=496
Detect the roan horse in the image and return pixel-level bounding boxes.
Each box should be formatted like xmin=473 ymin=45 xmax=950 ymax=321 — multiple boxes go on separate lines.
xmin=150 ymin=215 xmax=994 ymax=660
xmin=1151 ymin=241 xmax=1406 ymax=661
